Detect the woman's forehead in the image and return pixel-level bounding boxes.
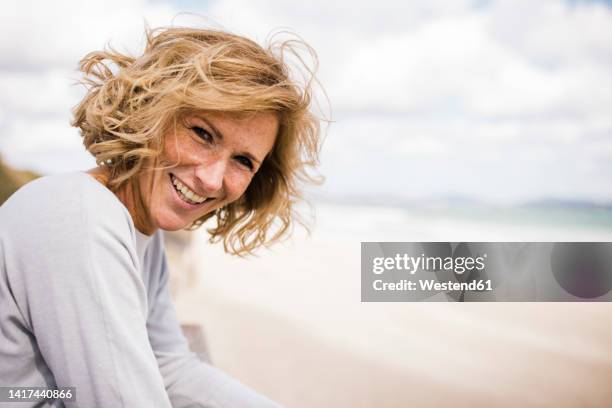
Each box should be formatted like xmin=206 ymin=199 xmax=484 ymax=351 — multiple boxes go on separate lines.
xmin=183 ymin=109 xmax=278 ymax=122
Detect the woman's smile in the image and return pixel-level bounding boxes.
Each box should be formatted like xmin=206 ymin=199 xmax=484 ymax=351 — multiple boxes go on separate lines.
xmin=169 ymin=173 xmax=213 ymax=207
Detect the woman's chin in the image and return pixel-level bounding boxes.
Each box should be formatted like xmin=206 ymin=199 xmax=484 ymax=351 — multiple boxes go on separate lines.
xmin=153 ymin=214 xmax=192 ymax=232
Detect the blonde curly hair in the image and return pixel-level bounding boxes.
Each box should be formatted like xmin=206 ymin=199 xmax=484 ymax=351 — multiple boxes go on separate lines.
xmin=72 ymin=27 xmax=323 ymax=255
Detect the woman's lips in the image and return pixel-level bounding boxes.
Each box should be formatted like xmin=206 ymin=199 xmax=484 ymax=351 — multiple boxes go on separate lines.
xmin=169 ymin=173 xmax=211 ymax=207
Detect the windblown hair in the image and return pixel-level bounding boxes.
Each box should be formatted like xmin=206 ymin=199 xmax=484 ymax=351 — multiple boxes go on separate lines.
xmin=72 ymin=26 xmax=323 ymax=255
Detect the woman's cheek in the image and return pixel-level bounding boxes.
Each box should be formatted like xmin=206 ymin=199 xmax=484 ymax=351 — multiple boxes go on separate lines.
xmin=232 ymin=175 xmax=254 ymax=202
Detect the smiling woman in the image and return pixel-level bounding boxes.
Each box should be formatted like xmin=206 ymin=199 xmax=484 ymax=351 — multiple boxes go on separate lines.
xmin=110 ymin=111 xmax=279 ymax=234
xmin=0 ymin=26 xmax=322 ymax=407
xmin=77 ymin=27 xmax=321 ymax=255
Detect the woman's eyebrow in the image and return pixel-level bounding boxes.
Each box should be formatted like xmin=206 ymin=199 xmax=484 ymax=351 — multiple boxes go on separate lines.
xmin=197 ymin=115 xmax=262 ymax=165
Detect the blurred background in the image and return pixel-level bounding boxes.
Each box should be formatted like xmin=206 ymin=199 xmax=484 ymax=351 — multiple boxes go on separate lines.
xmin=2 ymin=0 xmax=612 ymax=407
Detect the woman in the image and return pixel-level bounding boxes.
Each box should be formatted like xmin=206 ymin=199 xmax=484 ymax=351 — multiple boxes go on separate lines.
xmin=0 ymin=27 xmax=321 ymax=407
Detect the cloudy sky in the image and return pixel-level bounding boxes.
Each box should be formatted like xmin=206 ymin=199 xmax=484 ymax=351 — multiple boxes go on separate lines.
xmin=1 ymin=0 xmax=611 ymax=204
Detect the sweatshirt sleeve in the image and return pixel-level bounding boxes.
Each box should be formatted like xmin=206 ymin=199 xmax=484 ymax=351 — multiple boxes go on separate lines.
xmin=145 ymin=236 xmax=282 ymax=408
xmin=2 ymin=175 xmax=172 ymax=408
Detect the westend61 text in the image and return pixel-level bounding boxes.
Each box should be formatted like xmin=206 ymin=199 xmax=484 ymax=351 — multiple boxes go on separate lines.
xmin=373 ymin=279 xmax=493 ymax=292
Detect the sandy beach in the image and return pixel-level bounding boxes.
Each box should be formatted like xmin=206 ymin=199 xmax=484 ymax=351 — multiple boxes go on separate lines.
xmin=168 ymin=203 xmax=612 ymax=407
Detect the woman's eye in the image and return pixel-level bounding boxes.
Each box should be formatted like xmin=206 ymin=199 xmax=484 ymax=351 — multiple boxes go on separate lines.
xmin=192 ymin=126 xmax=213 ymax=144
xmin=235 ymin=156 xmax=254 ymax=170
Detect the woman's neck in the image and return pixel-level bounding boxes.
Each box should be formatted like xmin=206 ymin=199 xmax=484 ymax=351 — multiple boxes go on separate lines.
xmin=86 ymin=166 xmax=155 ymax=236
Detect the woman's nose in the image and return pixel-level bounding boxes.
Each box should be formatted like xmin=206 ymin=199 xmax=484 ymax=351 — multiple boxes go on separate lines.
xmin=194 ymin=158 xmax=226 ymax=196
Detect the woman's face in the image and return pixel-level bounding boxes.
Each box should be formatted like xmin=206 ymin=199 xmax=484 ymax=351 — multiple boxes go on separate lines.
xmin=140 ymin=111 xmax=278 ymax=232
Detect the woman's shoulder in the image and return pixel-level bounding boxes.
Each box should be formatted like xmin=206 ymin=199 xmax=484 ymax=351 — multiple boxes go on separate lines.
xmin=1 ymin=171 xmax=134 ymax=242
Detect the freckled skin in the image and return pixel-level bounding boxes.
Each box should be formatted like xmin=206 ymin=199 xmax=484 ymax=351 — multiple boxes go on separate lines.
xmin=90 ymin=112 xmax=278 ymax=235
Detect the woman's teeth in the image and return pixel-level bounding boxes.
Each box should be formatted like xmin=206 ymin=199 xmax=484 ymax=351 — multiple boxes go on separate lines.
xmin=171 ymin=175 xmax=207 ymax=205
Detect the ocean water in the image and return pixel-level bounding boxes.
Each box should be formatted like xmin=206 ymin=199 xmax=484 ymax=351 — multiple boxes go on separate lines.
xmin=309 ymin=201 xmax=612 ymax=242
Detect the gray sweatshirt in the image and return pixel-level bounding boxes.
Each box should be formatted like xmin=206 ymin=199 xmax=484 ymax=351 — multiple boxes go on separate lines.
xmin=0 ymin=172 xmax=280 ymax=408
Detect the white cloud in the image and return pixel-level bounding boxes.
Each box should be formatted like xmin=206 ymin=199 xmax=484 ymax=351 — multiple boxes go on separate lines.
xmin=488 ymin=0 xmax=612 ymax=66
xmin=0 ymin=0 xmax=177 ymax=70
xmin=0 ymin=114 xmax=95 ymax=174
xmin=0 ymin=70 xmax=81 ymax=116
xmin=1 ymin=0 xmax=611 ymax=203
xmin=0 ymin=0 xmax=178 ymax=173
